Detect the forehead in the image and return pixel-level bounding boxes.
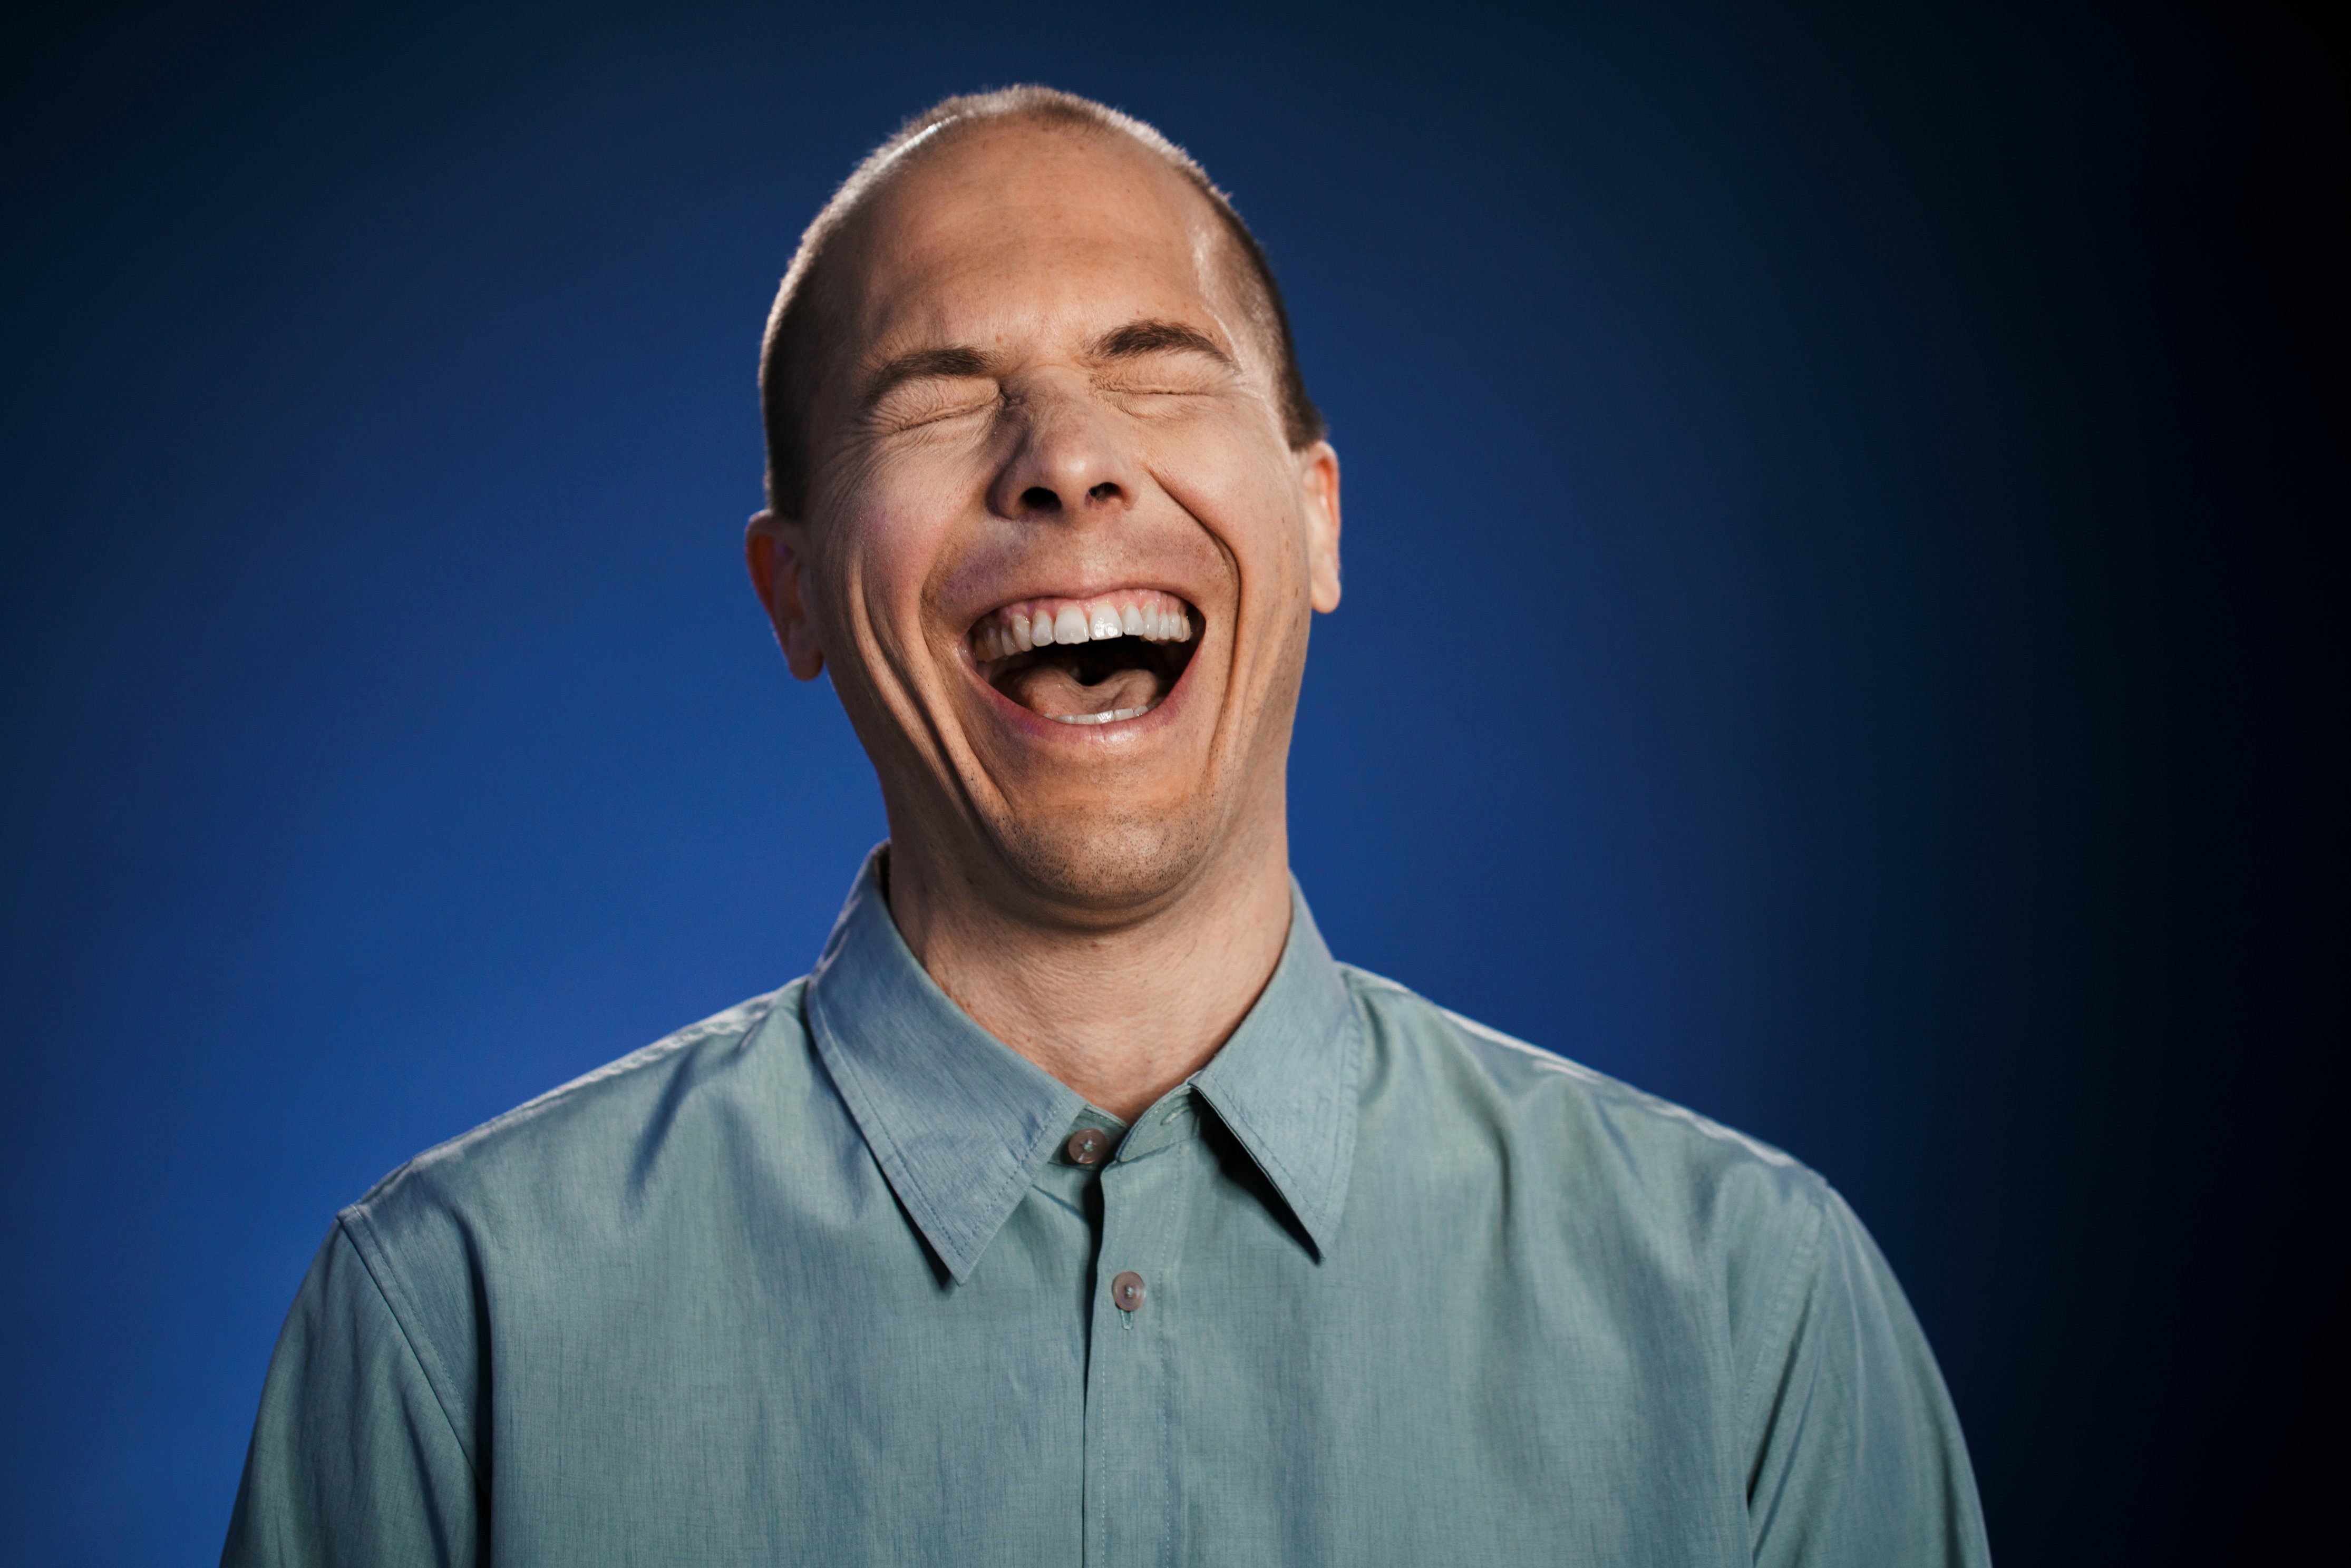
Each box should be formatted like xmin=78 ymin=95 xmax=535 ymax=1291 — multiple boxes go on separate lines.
xmin=833 ymin=121 xmax=1231 ymax=360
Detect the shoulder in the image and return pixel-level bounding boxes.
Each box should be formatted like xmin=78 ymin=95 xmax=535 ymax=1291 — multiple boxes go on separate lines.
xmin=268 ymin=986 xmax=809 ymax=1480
xmin=337 ymin=982 xmax=812 ymax=1284
xmin=1338 ymin=963 xmax=1832 ymax=1259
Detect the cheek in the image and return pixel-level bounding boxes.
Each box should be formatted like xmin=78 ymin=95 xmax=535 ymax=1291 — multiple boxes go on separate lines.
xmin=1148 ymin=420 xmax=1305 ymax=595
xmin=822 ymin=475 xmax=968 ymax=644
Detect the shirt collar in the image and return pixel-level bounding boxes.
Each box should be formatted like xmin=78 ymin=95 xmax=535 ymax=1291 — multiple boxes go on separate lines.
xmin=804 ymin=846 xmax=1363 ymax=1283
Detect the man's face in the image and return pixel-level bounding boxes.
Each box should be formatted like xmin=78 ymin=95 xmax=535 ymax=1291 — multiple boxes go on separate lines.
xmin=752 ymin=121 xmax=1340 ymax=917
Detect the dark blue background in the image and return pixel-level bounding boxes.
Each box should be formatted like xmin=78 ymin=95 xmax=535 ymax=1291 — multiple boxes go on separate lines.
xmin=4 ymin=3 xmax=2340 ymax=1562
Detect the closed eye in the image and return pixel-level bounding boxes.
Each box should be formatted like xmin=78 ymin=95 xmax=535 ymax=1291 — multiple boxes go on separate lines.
xmin=1093 ymin=355 xmax=1229 ymax=401
xmin=869 ymin=376 xmax=999 ymax=434
xmin=859 ymin=344 xmax=1002 ymax=434
xmin=1099 ymin=364 xmax=1221 ymax=390
xmin=1090 ymin=318 xmax=1235 ymax=402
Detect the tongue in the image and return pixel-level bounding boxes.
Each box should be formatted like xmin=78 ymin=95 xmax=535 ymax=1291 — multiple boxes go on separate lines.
xmin=1000 ymin=660 xmax=1161 ymax=719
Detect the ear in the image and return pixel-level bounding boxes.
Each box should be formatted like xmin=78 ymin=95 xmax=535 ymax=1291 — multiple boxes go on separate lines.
xmin=1299 ymin=442 xmax=1342 ymax=613
xmin=744 ymin=510 xmax=827 ymax=681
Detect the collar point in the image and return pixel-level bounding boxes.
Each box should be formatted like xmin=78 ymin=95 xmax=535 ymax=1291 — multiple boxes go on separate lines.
xmin=928 ymin=1234 xmax=989 ymax=1287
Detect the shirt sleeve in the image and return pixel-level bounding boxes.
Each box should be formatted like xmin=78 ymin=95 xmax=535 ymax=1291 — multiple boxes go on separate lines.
xmin=220 ymin=1221 xmax=483 ymax=1568
xmin=1742 ymin=1186 xmax=1990 ymax=1568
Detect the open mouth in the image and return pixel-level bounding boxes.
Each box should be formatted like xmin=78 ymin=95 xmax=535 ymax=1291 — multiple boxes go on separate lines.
xmin=970 ymin=589 xmax=1199 ymax=726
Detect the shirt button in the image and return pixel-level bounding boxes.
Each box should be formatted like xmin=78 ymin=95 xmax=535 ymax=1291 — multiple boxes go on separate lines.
xmin=1064 ymin=1128 xmax=1110 ymax=1166
xmin=1111 ymin=1270 xmax=1147 ymax=1312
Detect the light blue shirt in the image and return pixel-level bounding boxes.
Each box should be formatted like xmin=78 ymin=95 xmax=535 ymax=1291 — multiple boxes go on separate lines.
xmin=224 ymin=848 xmax=1988 ymax=1565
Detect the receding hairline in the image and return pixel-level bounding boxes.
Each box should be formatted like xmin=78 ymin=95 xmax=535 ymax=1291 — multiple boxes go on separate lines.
xmin=771 ymin=89 xmax=1234 ymax=327
xmin=807 ymin=112 xmax=1256 ymax=362
xmin=759 ymin=86 xmax=1325 ymax=517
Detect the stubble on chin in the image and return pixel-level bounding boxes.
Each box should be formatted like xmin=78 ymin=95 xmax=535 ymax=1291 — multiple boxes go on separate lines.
xmin=983 ymin=796 xmax=1225 ymax=920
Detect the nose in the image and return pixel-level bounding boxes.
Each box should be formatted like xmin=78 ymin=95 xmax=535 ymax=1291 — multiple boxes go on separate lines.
xmin=986 ymin=379 xmax=1136 ymax=523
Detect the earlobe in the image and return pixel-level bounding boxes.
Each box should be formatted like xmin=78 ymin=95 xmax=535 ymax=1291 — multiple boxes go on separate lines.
xmin=744 ymin=511 xmax=827 ymax=681
xmin=1303 ymin=444 xmax=1343 ymax=613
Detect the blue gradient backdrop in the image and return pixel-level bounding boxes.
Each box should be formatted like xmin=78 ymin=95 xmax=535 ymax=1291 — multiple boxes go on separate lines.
xmin=4 ymin=4 xmax=2340 ymax=1563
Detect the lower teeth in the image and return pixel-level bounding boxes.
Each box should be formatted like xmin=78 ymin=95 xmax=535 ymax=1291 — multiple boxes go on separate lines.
xmin=1047 ymin=702 xmax=1156 ymax=726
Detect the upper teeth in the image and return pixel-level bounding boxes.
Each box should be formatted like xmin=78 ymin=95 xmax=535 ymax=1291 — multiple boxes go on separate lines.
xmin=972 ymin=590 xmax=1194 ymax=663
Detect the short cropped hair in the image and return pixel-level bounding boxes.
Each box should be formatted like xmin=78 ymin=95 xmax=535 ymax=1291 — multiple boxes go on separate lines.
xmin=759 ymin=86 xmax=1325 ymax=518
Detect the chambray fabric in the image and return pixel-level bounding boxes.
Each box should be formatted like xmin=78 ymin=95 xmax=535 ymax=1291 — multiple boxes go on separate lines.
xmin=223 ymin=848 xmax=1989 ymax=1566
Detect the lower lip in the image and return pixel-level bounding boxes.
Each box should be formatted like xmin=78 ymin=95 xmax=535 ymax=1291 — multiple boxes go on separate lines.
xmin=970 ymin=640 xmax=1198 ymax=744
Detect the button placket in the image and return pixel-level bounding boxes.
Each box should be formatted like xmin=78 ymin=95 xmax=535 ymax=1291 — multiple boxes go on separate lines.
xmin=1081 ymin=1128 xmax=1196 ymax=1568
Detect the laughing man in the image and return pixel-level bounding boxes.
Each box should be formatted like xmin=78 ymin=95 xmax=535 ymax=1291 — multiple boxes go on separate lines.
xmin=225 ymin=88 xmax=1990 ymax=1567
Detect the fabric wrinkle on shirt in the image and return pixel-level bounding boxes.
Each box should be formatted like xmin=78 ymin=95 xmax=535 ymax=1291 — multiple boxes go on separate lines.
xmin=221 ymin=845 xmax=1990 ymax=1567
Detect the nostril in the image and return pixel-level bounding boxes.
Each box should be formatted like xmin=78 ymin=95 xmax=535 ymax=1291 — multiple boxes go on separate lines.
xmin=1087 ymin=482 xmax=1120 ymax=503
xmin=1021 ymin=485 xmax=1059 ymax=512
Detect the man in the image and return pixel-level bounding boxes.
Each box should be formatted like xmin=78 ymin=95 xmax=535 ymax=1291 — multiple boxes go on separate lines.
xmin=224 ymin=87 xmax=1988 ymax=1566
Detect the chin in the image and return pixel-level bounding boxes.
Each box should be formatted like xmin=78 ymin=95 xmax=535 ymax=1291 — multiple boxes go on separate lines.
xmin=989 ymin=802 xmax=1220 ymax=917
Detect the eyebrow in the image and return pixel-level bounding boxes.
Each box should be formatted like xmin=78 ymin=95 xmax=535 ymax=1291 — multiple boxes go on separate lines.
xmin=1091 ymin=318 xmax=1235 ymax=366
xmin=859 ymin=345 xmax=997 ymax=411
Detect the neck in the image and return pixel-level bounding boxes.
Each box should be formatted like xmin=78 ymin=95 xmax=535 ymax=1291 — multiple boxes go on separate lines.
xmin=881 ymin=817 xmax=1295 ymax=1122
